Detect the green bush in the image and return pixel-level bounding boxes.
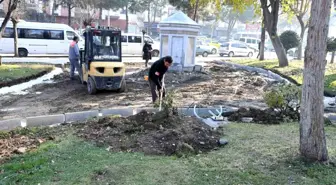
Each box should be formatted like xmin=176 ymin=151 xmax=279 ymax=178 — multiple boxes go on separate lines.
xmin=263 ymin=84 xmax=301 ymax=120
xmin=154 ymin=90 xmax=176 ymax=111
xmin=280 ymin=30 xmax=301 ymax=53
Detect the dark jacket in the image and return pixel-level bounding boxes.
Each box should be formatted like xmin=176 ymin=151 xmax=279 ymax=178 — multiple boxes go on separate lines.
xmin=148 ymin=58 xmax=168 ymax=89
xmin=143 ymin=43 xmax=152 ymax=60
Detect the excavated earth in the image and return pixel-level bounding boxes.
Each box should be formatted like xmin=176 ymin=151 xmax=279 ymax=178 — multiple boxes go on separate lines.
xmin=0 ymin=62 xmax=274 ymax=120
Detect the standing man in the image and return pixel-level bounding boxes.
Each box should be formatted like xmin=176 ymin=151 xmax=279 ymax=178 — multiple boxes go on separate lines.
xmin=148 ymin=56 xmax=173 ymax=103
xmin=142 ymin=41 xmax=152 ymax=67
xmin=69 ymin=36 xmax=82 ymax=80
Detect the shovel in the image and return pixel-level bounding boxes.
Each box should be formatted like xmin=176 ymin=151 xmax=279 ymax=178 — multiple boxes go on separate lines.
xmin=159 ymin=75 xmax=165 ymax=111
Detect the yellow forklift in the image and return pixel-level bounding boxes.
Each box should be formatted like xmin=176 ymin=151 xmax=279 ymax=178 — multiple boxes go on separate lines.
xmin=79 ymin=26 xmax=126 ymax=95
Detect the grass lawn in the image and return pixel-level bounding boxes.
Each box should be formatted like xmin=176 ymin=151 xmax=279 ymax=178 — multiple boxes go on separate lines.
xmin=1 ymin=123 xmax=336 ymax=185
xmin=0 ymin=64 xmax=53 ymax=85
xmin=228 ymin=59 xmax=336 ymax=95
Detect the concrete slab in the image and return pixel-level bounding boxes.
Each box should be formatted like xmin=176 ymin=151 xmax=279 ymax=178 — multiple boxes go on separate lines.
xmin=179 ymin=107 xmax=238 ymax=117
xmin=193 ymin=65 xmax=203 ymax=72
xmin=65 ymin=110 xmax=99 ymax=123
xmin=100 ymin=108 xmax=135 ymax=117
xmin=0 ymin=118 xmax=22 ymax=131
xmin=26 ymin=114 xmax=65 ymax=127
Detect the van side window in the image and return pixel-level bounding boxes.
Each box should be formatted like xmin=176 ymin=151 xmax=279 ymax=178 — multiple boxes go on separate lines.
xmin=239 ymin=38 xmax=245 ymax=42
xmin=22 ymin=29 xmax=45 ymax=39
xmin=66 ymin=31 xmax=75 ymax=40
xmin=252 ymin=39 xmax=257 ymax=44
xmin=2 ymin=28 xmax=14 ymax=38
xmin=50 ymin=30 xmax=64 ymax=40
xmin=128 ymin=36 xmax=141 ymax=43
xmin=121 ymin=35 xmax=127 ymax=42
xmin=247 ymin=39 xmax=252 ymax=44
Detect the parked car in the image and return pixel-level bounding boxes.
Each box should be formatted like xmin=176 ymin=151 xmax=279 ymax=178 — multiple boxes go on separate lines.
xmin=203 ymin=39 xmax=221 ymax=54
xmin=219 ymin=42 xmax=254 ymax=57
xmin=196 ymin=44 xmax=212 ymax=57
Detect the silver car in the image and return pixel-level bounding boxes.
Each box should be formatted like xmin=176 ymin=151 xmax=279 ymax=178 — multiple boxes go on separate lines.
xmin=219 ymin=42 xmax=254 ymax=57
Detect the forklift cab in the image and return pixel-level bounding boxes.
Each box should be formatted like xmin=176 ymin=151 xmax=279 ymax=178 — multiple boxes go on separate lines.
xmin=80 ymin=26 xmax=126 ymax=95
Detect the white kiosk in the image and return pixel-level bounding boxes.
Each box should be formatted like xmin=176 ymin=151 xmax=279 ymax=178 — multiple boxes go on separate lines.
xmin=158 ymin=11 xmax=201 ymax=71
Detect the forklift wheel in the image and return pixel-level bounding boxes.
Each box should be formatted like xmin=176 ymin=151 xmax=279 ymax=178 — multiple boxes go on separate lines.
xmin=87 ymin=77 xmax=97 ymax=95
xmin=117 ymin=80 xmax=126 ymax=93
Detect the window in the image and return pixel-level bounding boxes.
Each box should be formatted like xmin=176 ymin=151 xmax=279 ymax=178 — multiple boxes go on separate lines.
xmin=239 ymin=38 xmax=245 ymax=42
xmin=66 ymin=31 xmax=75 ymax=40
xmin=50 ymin=30 xmax=64 ymax=40
xmin=121 ymin=35 xmax=127 ymax=42
xmin=231 ymin=43 xmax=240 ymax=48
xmin=2 ymin=28 xmax=14 ymax=38
xmin=247 ymin=39 xmax=252 ymax=44
xmin=21 ymin=29 xmax=45 ymax=39
xmin=239 ymin=44 xmax=247 ymax=48
xmin=128 ymin=36 xmax=141 ymax=43
xmin=221 ymin=43 xmax=229 ymax=47
xmin=252 ymin=39 xmax=257 ymax=44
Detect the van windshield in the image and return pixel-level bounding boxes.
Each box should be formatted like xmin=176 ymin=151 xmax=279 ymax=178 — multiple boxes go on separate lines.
xmin=92 ymin=31 xmax=121 ymax=61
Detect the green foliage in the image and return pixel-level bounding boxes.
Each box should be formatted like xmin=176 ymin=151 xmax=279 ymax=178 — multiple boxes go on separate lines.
xmin=263 ymin=84 xmax=301 ymax=120
xmin=154 ymin=90 xmax=176 ymax=110
xmin=280 ymin=30 xmax=301 ymax=52
xmin=327 ymin=37 xmax=336 ymax=52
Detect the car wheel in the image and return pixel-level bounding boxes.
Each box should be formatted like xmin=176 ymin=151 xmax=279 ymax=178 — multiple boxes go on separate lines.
xmin=152 ymin=50 xmax=159 ymax=57
xmin=202 ymin=52 xmax=209 ymax=57
xmin=219 ymin=54 xmax=224 ymax=57
xmin=18 ymin=48 xmax=28 ymax=57
xmin=87 ymin=77 xmax=97 ymax=95
xmin=228 ymin=52 xmax=234 ymax=57
xmin=248 ymin=52 xmax=253 ymax=57
xmin=211 ymin=48 xmax=217 ymax=54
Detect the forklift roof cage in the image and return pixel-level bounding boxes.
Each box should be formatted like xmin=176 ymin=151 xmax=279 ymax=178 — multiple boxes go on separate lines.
xmin=83 ymin=26 xmax=122 ymax=62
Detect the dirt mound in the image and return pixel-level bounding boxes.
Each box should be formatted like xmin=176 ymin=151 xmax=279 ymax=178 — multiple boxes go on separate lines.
xmin=77 ymin=110 xmax=222 ymax=156
xmin=228 ymin=107 xmax=283 ymax=124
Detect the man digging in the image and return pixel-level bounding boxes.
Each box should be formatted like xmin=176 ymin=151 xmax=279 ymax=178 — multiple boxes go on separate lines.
xmin=148 ymin=56 xmax=173 ymax=104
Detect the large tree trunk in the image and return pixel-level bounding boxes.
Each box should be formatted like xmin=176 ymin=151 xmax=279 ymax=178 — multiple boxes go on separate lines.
xmin=331 ymin=51 xmax=335 ymax=64
xmin=268 ymin=33 xmax=288 ymax=67
xmin=67 ymin=3 xmax=71 ymax=26
xmin=125 ymin=5 xmax=129 ymax=33
xmin=297 ymin=16 xmax=306 ymax=60
xmin=300 ymin=0 xmax=331 ymax=162
xmin=12 ymin=19 xmax=18 ymax=57
xmin=261 ymin=0 xmax=289 ymax=67
xmin=260 ymin=19 xmax=265 ymax=61
xmin=0 ymin=10 xmax=12 ymax=39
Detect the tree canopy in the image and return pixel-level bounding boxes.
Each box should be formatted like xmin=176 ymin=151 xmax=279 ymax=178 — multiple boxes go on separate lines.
xmin=280 ymin=30 xmax=301 ymax=52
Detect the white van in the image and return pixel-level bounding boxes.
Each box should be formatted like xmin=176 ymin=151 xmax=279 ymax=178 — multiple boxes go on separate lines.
xmin=0 ymin=19 xmax=84 ymax=57
xmin=121 ymin=33 xmax=160 ymax=57
xmin=238 ymin=37 xmax=260 ymax=51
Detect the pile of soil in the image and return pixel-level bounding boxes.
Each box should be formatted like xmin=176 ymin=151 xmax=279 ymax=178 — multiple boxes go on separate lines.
xmin=77 ymin=110 xmax=222 ymax=156
xmin=228 ymin=107 xmax=283 ymax=124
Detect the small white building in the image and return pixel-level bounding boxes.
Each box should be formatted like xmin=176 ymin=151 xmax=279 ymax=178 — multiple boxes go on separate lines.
xmin=159 ymin=11 xmax=201 ymax=70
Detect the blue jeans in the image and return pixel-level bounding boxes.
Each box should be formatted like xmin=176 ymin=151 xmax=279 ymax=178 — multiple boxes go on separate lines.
xmin=69 ymin=58 xmax=82 ymax=79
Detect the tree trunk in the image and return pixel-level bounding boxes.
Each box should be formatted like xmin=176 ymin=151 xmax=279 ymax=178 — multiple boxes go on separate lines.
xmin=331 ymin=51 xmax=335 ymax=64
xmin=300 ymin=0 xmax=331 ymax=162
xmin=0 ymin=11 xmax=12 ymax=39
xmin=226 ymin=19 xmax=236 ymax=40
xmin=297 ymin=17 xmax=306 ymax=60
xmin=147 ymin=3 xmax=150 ymax=34
xmin=260 ymin=19 xmax=265 ymax=61
xmin=12 ymin=19 xmax=18 ymax=57
xmin=99 ymin=7 xmax=103 ymax=26
xmin=193 ymin=0 xmax=200 ymax=21
xmin=67 ymin=3 xmax=71 ymax=26
xmin=268 ymin=32 xmax=288 ymax=67
xmin=125 ymin=5 xmax=129 ymax=33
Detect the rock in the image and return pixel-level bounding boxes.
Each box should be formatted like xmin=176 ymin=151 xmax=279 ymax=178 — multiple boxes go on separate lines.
xmin=241 ymin=117 xmax=253 ymax=123
xmin=218 ymin=138 xmax=228 ymax=146
xmin=15 ymin=147 xmax=27 ymax=154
